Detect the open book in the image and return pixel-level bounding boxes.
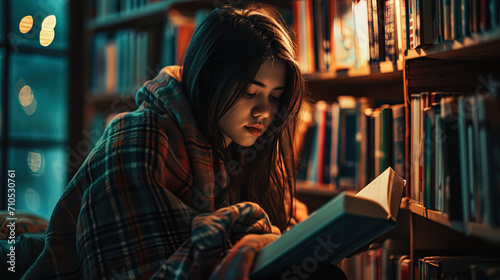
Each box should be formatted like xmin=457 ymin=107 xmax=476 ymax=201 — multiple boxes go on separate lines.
xmin=251 ymin=167 xmax=406 ymax=278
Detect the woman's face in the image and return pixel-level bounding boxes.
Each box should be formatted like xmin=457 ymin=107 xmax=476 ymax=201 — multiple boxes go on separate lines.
xmin=219 ymin=59 xmax=287 ymax=147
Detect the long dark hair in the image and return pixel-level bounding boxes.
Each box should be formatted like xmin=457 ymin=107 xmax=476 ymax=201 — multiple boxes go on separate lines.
xmin=182 ymin=4 xmax=310 ymax=231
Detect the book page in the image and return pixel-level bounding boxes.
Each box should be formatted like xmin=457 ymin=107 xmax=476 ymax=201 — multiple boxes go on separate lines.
xmin=355 ymin=167 xmax=405 ymax=220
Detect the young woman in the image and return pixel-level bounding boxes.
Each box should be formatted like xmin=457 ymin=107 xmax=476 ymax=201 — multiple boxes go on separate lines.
xmin=22 ymin=4 xmax=315 ymax=279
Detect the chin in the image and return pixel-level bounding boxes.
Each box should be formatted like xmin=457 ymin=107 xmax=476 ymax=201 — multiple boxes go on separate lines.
xmin=234 ymin=138 xmax=257 ymax=147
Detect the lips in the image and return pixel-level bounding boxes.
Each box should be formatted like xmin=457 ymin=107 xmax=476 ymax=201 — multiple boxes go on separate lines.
xmin=244 ymin=124 xmax=265 ymax=136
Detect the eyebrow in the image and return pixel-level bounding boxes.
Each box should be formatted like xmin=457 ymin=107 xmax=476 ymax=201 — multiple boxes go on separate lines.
xmin=251 ymin=80 xmax=286 ymax=91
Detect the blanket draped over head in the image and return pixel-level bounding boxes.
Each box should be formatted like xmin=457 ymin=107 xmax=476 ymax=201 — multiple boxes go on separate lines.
xmin=21 ymin=66 xmax=280 ymax=279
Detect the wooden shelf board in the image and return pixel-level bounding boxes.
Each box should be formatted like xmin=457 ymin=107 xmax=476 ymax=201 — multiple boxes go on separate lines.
xmin=296 ymin=180 xmax=348 ymax=197
xmin=304 ymin=61 xmax=403 ymax=84
xmin=408 ymin=200 xmax=452 ymax=228
xmin=405 ymin=28 xmax=500 ymax=61
xmin=87 ymin=0 xmax=182 ymax=31
xmin=406 ymin=200 xmax=500 ymax=245
xmin=468 ymin=222 xmax=500 ymax=245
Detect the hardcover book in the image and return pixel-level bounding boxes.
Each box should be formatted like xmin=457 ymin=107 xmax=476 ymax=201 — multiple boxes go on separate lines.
xmin=251 ymin=167 xmax=406 ymax=278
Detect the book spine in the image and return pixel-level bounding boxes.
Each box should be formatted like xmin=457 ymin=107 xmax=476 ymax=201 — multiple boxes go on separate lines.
xmin=312 ymin=0 xmax=321 ymax=72
xmin=392 ymin=104 xmax=405 ymax=180
xmin=451 ymin=0 xmax=463 ymax=38
xmin=374 ymin=109 xmax=382 ymax=177
xmin=380 ymin=106 xmax=393 ymax=172
xmin=457 ymin=97 xmax=471 ymax=225
xmin=443 ymin=0 xmax=452 ymax=40
xmin=477 ymin=95 xmax=492 ymax=225
xmin=485 ymin=79 xmax=500 ymax=226
xmin=471 ymin=95 xmax=484 ymax=223
xmin=419 ymin=92 xmax=429 ymax=205
xmin=339 ymin=107 xmax=358 ymax=187
xmin=411 ymin=93 xmax=421 ymax=202
xmin=461 ymin=0 xmax=470 ymax=37
xmin=333 ymin=0 xmax=356 ymax=70
xmin=368 ymin=110 xmax=376 ymax=183
xmin=354 ymin=0 xmax=371 ymax=68
xmin=441 ymin=96 xmax=462 ymax=221
xmin=320 ymin=0 xmax=333 ymax=71
xmin=466 ymin=96 xmax=478 ymax=221
xmin=367 ymin=0 xmax=378 ymax=64
xmin=435 ymin=102 xmax=444 ymax=211
xmin=394 ymin=0 xmax=405 ymax=60
xmin=356 ymin=98 xmax=371 ymax=189
xmin=371 ymin=0 xmax=381 ymax=59
xmin=423 ymin=106 xmax=435 ymax=209
xmin=330 ymin=103 xmax=340 ymax=185
xmin=323 ymin=103 xmax=333 ymax=184
xmin=315 ymin=101 xmax=327 ymax=183
xmin=385 ymin=0 xmax=397 ymax=61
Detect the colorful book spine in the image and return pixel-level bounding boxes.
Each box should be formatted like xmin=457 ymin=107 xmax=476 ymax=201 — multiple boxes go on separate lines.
xmin=410 ymin=93 xmax=421 ymax=202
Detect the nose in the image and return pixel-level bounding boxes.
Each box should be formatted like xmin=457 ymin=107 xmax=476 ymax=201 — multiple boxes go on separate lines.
xmin=251 ymin=96 xmax=271 ymax=119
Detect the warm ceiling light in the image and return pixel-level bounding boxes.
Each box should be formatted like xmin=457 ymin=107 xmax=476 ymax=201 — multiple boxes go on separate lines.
xmin=39 ymin=15 xmax=57 ymax=47
xmin=19 ymin=15 xmax=33 ymax=33
xmin=19 ymin=85 xmax=34 ymax=107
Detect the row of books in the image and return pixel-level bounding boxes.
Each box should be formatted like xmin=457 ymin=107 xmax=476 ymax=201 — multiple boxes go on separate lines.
xmin=410 ymin=85 xmax=500 ymax=227
xmin=90 ymin=0 xmax=164 ymax=20
xmin=340 ymin=239 xmax=411 ymax=280
xmin=293 ymin=0 xmax=500 ymax=74
xmin=91 ymin=30 xmax=151 ymax=95
xmin=408 ymin=0 xmax=500 ymax=47
xmin=296 ymin=96 xmax=405 ymax=190
xmin=416 ymin=256 xmax=500 ymax=279
xmin=293 ymin=0 xmax=405 ymax=74
xmin=160 ymin=9 xmax=209 ymax=67
xmin=89 ymin=8 xmax=208 ymax=95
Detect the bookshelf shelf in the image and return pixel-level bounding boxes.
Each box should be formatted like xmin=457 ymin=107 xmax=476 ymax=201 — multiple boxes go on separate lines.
xmin=468 ymin=222 xmax=500 ymax=245
xmin=405 ymin=29 xmax=500 ymax=61
xmin=296 ymin=180 xmax=346 ymax=197
xmin=87 ymin=0 xmax=183 ymax=31
xmin=305 ymin=61 xmax=403 ymax=83
xmin=89 ymin=93 xmax=137 ymax=112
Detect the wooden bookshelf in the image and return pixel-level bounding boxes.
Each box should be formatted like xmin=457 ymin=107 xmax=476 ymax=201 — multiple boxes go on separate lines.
xmin=405 ymin=28 xmax=500 ymax=61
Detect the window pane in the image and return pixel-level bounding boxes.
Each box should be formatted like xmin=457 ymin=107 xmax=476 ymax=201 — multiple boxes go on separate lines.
xmin=9 ymin=53 xmax=68 ymax=141
xmin=0 ymin=0 xmax=4 ymax=44
xmin=0 ymin=47 xmax=4 ymax=139
xmin=8 ymin=0 xmax=68 ymax=50
xmin=8 ymin=146 xmax=66 ymax=220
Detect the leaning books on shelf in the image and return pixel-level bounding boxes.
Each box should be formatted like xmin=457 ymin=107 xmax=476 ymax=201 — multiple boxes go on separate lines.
xmin=91 ymin=30 xmax=151 ymax=95
xmin=251 ymin=167 xmax=406 ymax=278
xmin=407 ymin=0 xmax=500 ymax=49
xmin=91 ymin=0 xmax=166 ymax=20
xmin=409 ymin=83 xmax=500 ymax=228
xmin=297 ymin=97 xmax=405 ymax=190
xmin=292 ymin=0 xmax=404 ymax=74
xmin=416 ymin=256 xmax=500 ymax=280
xmin=340 ymin=238 xmax=410 ymax=280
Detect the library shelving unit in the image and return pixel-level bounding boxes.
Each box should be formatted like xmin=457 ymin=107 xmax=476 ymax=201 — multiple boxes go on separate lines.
xmin=296 ymin=10 xmax=500 ymax=280
xmin=403 ymin=30 xmax=500 ymax=279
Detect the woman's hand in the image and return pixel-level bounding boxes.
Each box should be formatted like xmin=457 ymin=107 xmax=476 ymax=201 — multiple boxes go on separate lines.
xmin=211 ymin=233 xmax=280 ymax=280
xmin=293 ymin=198 xmax=309 ymax=223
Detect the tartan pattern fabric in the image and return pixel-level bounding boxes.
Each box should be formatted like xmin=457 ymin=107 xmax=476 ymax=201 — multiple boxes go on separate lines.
xmin=22 ymin=66 xmax=279 ymax=279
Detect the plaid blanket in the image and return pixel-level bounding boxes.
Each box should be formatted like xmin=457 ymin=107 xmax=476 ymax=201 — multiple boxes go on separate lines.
xmin=22 ymin=66 xmax=280 ymax=279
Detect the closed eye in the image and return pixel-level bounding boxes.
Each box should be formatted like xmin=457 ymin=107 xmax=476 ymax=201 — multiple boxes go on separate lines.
xmin=270 ymin=95 xmax=282 ymax=102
